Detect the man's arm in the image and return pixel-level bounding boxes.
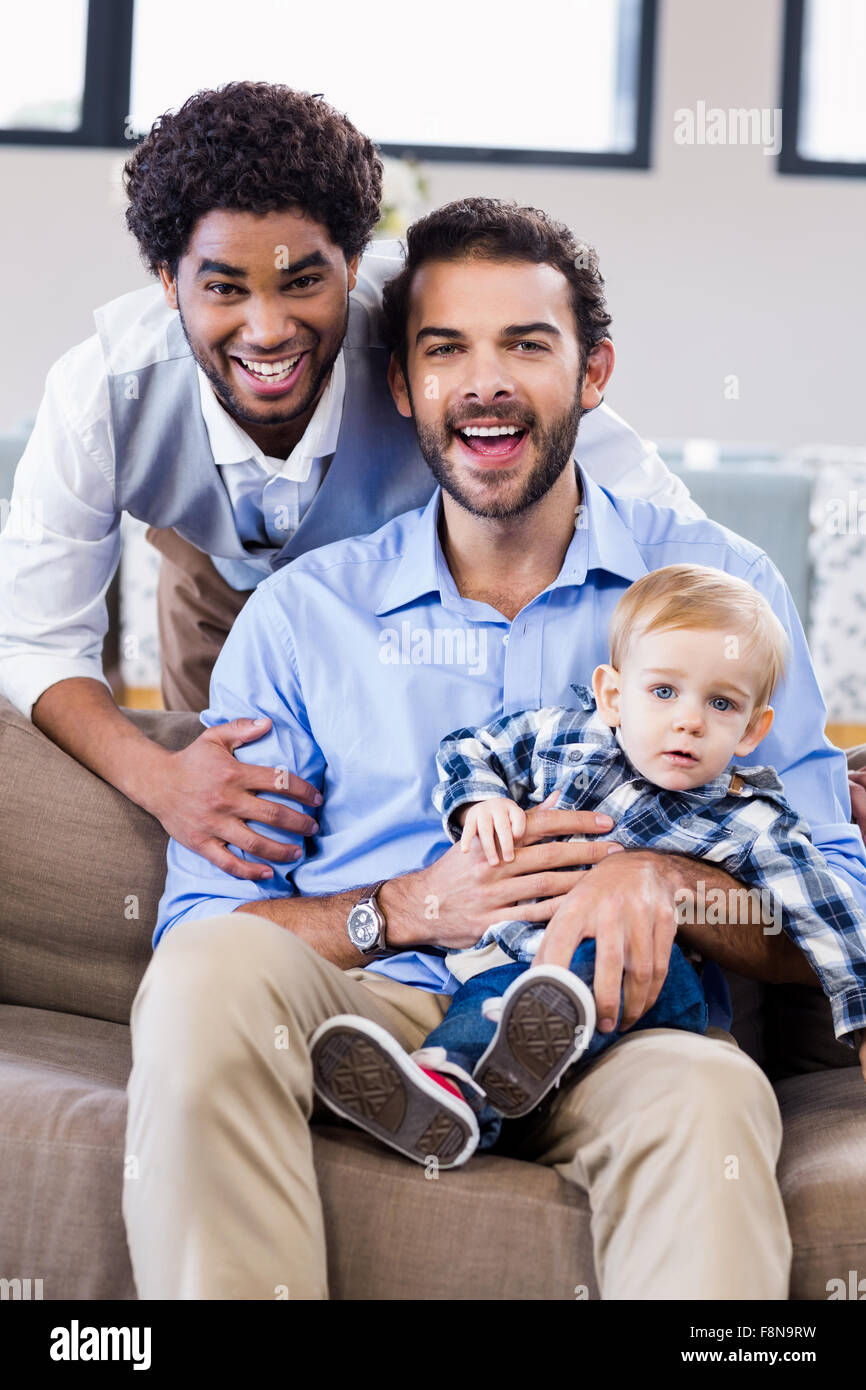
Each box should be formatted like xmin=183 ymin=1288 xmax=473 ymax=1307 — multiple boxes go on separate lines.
xmin=233 ymin=805 xmax=624 ymax=958
xmin=33 ymin=678 xmax=319 ymax=881
xmin=0 ymin=350 xmax=318 ymax=875
xmin=661 ymin=854 xmax=819 ymax=984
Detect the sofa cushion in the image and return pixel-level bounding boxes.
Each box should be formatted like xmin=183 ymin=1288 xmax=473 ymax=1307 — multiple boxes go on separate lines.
xmin=316 ymin=1125 xmax=594 ymax=1300
xmin=0 ymin=698 xmax=199 ymax=1025
xmin=3 ymin=1004 xmax=865 ymax=1301
xmin=0 ymin=1005 xmax=596 ymax=1300
xmin=0 ymin=1005 xmax=136 ymax=1299
xmin=776 ymin=1068 xmax=866 ymax=1299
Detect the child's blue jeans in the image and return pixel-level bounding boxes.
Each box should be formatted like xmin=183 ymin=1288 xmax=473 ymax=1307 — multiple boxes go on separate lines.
xmin=423 ymin=940 xmax=707 ymax=1149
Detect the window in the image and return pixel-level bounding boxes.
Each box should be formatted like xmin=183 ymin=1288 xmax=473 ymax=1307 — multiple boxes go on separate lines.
xmin=0 ymin=0 xmax=134 ymax=147
xmin=2 ymin=0 xmax=656 ymax=168
xmin=127 ymin=0 xmax=656 ymax=167
xmin=780 ymin=0 xmax=866 ymax=176
xmin=0 ymin=0 xmax=89 ymax=132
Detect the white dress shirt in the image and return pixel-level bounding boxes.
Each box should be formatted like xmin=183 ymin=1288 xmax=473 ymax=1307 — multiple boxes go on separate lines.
xmin=0 ymin=306 xmax=699 ymax=720
xmin=196 ymin=351 xmax=345 ymax=591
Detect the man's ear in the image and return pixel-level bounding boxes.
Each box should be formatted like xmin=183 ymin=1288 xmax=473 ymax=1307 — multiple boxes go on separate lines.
xmin=580 ymin=338 xmax=615 ymax=413
xmin=735 ymin=705 xmax=774 ymax=756
xmin=387 ymin=353 xmax=413 ymax=419
xmin=157 ymin=263 xmax=178 ymax=311
xmin=346 ymin=253 xmax=360 ymax=294
xmin=592 ymin=662 xmax=622 ymax=727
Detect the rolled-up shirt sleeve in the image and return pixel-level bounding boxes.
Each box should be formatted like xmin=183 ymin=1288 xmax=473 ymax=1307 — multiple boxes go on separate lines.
xmin=0 ymin=338 xmax=119 ymax=718
xmin=154 ymin=579 xmax=326 ymax=946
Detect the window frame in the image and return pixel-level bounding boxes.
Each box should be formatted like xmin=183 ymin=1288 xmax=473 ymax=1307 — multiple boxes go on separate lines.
xmin=0 ymin=0 xmax=657 ymax=169
xmin=779 ymin=0 xmax=866 ymax=178
xmin=0 ymin=0 xmax=134 ymax=148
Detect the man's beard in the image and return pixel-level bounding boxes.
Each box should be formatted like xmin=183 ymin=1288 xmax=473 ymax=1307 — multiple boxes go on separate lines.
xmin=176 ymin=295 xmax=349 ymax=429
xmin=413 ymin=384 xmax=584 ymax=521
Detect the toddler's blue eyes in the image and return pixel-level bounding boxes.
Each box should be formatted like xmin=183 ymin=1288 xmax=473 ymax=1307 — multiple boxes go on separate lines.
xmin=710 ymin=697 xmax=732 ymax=711
xmin=652 ymin=686 xmax=675 ymax=700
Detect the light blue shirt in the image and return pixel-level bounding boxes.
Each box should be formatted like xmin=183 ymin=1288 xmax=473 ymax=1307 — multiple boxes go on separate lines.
xmin=156 ymin=465 xmax=866 ymax=1019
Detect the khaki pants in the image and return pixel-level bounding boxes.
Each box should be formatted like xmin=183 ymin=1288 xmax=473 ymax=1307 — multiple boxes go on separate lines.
xmin=123 ymin=912 xmax=792 ymax=1301
xmin=145 ymin=527 xmax=254 ymax=712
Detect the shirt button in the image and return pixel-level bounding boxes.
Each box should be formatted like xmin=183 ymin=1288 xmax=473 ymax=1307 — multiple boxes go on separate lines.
xmin=502 ymin=635 xmax=509 ymax=646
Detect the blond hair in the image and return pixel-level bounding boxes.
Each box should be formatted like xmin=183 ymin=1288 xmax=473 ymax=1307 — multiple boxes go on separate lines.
xmin=608 ymin=565 xmax=789 ymax=714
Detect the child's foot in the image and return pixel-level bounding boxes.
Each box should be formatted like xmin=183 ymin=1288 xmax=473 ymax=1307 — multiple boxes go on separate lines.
xmin=310 ymin=1015 xmax=479 ymax=1169
xmin=473 ymin=966 xmax=596 ymax=1118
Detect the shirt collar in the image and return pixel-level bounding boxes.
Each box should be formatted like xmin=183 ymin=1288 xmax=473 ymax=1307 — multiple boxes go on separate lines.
xmin=196 ymin=350 xmax=346 ymax=481
xmin=374 ymin=461 xmax=648 ymax=617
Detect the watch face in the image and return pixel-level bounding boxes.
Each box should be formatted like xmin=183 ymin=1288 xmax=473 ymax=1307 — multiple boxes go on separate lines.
xmin=350 ymin=906 xmax=378 ymax=946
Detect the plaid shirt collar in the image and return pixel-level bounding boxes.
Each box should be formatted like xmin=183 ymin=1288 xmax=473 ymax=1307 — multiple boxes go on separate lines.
xmin=569 ymin=682 xmax=788 ymax=810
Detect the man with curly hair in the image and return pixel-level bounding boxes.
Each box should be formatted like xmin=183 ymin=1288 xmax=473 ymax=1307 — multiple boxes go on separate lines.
xmin=0 ymin=81 xmax=699 ymax=884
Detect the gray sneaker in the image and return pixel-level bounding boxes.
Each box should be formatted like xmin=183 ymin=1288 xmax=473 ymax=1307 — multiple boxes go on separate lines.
xmin=473 ymin=965 xmax=596 ymax=1118
xmin=310 ymin=1015 xmax=479 ymax=1169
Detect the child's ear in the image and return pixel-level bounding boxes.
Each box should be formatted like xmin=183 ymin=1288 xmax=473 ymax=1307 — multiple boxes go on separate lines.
xmin=735 ymin=705 xmax=774 ymax=756
xmin=592 ymin=663 xmax=622 ymax=727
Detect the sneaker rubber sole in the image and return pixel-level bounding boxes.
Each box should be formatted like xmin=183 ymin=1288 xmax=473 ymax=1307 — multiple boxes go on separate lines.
xmin=474 ymin=965 xmax=596 ymax=1118
xmin=310 ymin=1014 xmax=479 ymax=1169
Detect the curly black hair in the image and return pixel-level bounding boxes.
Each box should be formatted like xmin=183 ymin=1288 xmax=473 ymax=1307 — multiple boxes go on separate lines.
xmin=382 ymin=197 xmax=612 ymax=373
xmin=123 ymin=82 xmax=383 ymax=276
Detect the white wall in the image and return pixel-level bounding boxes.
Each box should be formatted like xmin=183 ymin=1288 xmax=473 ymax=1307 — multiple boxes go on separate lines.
xmin=2 ymin=0 xmax=865 ymax=446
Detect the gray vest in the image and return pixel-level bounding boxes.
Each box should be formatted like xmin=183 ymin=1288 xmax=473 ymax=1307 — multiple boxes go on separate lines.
xmin=99 ymin=269 xmax=436 ymax=577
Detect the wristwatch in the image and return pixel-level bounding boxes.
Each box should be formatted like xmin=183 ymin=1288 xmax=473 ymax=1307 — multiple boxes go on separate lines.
xmin=346 ymin=881 xmax=389 ymax=958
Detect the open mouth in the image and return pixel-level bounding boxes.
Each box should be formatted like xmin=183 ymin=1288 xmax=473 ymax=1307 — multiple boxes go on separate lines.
xmin=454 ymin=423 xmax=529 ymax=467
xmin=663 ymin=750 xmax=699 ymax=766
xmin=231 ymin=351 xmax=308 ymax=396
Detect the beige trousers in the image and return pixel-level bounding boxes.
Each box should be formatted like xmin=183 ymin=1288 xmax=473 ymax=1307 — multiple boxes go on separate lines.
xmin=145 ymin=527 xmax=254 ymax=713
xmin=123 ymin=912 xmax=792 ymax=1301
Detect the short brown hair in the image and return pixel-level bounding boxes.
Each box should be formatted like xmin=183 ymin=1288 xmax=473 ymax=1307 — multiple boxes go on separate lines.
xmin=381 ymin=196 xmax=612 ymax=373
xmin=609 ymin=564 xmax=789 ymax=714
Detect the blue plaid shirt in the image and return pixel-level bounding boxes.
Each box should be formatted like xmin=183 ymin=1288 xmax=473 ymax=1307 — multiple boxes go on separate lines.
xmin=434 ymin=685 xmax=866 ymax=1046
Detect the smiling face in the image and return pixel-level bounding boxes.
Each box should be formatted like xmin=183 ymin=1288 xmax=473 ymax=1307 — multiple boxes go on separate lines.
xmin=592 ymin=624 xmax=775 ymax=791
xmin=158 ymin=208 xmax=358 ymax=455
xmin=387 ymin=256 xmax=613 ymax=519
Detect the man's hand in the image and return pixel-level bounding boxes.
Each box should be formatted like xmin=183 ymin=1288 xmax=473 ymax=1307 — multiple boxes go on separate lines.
xmin=849 ymin=770 xmax=866 ymax=844
xmin=533 ymin=850 xmax=680 ymax=1034
xmin=143 ymin=717 xmax=322 ymax=881
xmin=382 ymin=804 xmax=623 ymax=952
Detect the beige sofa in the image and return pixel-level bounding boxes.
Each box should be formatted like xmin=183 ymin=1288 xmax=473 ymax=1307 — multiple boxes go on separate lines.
xmin=1 ymin=694 xmax=864 ymax=1300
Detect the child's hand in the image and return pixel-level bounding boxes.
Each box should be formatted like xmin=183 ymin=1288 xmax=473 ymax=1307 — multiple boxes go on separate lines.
xmin=459 ymin=798 xmax=527 ymax=865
